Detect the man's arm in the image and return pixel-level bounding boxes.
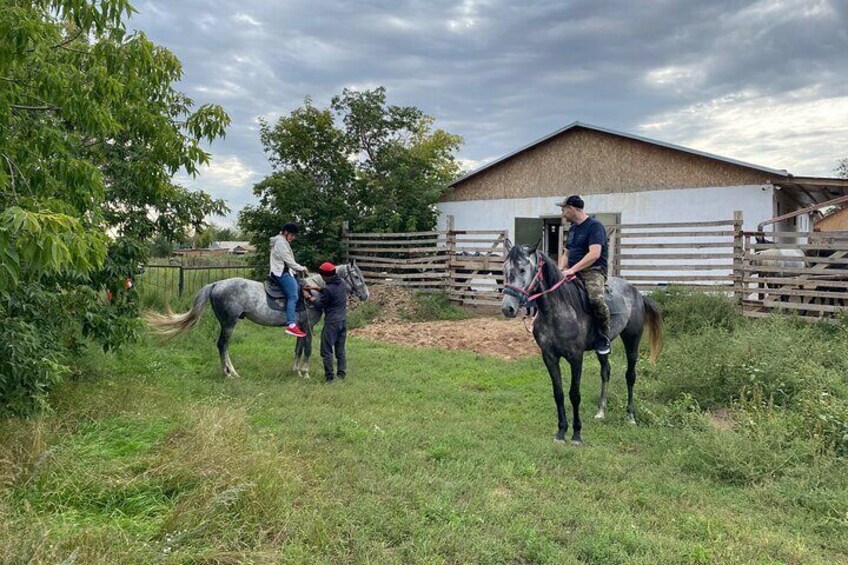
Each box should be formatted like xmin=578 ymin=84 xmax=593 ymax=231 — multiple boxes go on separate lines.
xmin=562 ymin=245 xmax=601 ymax=276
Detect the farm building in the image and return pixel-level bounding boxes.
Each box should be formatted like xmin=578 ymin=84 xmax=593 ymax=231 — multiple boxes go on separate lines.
xmin=437 ymin=122 xmax=848 ymax=260
xmin=815 ymin=206 xmax=848 ymax=232
xmin=209 ymin=241 xmax=255 ymax=254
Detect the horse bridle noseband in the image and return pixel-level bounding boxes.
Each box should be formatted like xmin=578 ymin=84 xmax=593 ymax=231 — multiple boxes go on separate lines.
xmin=340 ymin=266 xmax=362 ymax=295
xmin=502 ymin=251 xmax=573 ymax=306
xmin=503 ymin=252 xmax=545 ymax=306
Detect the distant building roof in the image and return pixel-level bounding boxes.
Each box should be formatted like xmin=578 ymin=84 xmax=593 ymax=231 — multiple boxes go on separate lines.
xmin=209 ymin=241 xmax=250 ymax=250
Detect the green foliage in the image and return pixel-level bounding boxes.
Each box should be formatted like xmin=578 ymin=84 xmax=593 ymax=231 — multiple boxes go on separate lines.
xmin=836 ymin=157 xmax=848 ymax=179
xmin=0 ymin=1 xmax=230 ymax=414
xmin=239 ymin=87 xmax=462 ymax=268
xmin=405 ymin=291 xmax=471 ymax=322
xmin=640 ymin=292 xmax=848 ymax=457
xmin=649 ymin=286 xmax=741 ymax=334
xmin=2 ymin=322 xmax=847 ymax=562
xmin=347 ymin=301 xmax=382 ymax=330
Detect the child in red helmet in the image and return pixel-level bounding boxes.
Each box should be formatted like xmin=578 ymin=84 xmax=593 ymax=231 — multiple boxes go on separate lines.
xmin=308 ymin=261 xmax=348 ymax=382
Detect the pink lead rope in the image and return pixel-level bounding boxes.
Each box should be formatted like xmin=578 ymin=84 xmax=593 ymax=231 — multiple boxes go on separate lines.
xmin=504 ymin=251 xmax=576 ymax=304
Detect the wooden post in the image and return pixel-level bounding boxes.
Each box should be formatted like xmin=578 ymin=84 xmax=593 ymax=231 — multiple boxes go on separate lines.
xmin=445 ymin=215 xmax=456 ymax=297
xmin=178 ymin=265 xmax=185 ymax=297
xmin=732 ymin=210 xmax=744 ymax=307
xmin=342 ymin=221 xmax=350 ymax=263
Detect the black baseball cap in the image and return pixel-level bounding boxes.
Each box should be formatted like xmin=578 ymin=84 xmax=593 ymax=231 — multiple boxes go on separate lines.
xmin=556 ymin=195 xmax=584 ymax=209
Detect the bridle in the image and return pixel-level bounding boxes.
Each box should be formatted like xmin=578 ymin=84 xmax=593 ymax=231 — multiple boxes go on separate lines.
xmin=502 ymin=250 xmax=573 ymax=306
xmin=339 ymin=265 xmax=365 ymax=297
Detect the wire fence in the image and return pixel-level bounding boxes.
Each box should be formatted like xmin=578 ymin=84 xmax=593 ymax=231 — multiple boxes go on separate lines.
xmin=138 ymin=262 xmax=264 ymax=305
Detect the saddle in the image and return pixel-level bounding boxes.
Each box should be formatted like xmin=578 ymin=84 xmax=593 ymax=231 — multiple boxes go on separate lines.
xmin=264 ymin=275 xmax=312 ymax=313
xmin=570 ymin=276 xmax=628 ymax=329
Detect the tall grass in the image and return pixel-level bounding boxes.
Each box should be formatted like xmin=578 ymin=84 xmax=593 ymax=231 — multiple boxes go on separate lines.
xmin=1 ymin=292 xmax=847 ymax=562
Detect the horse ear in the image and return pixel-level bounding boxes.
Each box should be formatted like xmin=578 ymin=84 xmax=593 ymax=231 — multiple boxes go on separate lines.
xmin=530 ymin=237 xmax=542 ymax=252
xmin=503 ymin=239 xmax=513 ymax=253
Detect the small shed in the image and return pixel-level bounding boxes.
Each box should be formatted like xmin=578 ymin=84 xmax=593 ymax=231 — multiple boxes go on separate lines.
xmin=815 ymin=206 xmax=848 ymax=232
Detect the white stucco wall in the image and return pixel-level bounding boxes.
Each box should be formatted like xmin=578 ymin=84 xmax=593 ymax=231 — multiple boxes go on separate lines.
xmin=437 ymin=184 xmax=777 ymax=287
xmin=436 ymin=184 xmax=774 ymax=233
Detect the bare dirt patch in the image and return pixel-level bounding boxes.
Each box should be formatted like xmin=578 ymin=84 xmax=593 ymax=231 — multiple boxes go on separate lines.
xmin=351 ymin=317 xmax=540 ymax=360
xmin=707 ymin=408 xmax=736 ymax=431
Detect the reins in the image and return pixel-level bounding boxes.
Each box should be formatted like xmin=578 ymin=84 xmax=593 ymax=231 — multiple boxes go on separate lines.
xmin=503 ymin=251 xmax=575 ymax=306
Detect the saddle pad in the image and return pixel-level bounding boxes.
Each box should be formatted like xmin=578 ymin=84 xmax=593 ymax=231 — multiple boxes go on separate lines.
xmin=264 ymin=277 xmax=286 ymax=299
xmin=264 ymin=277 xmax=316 ymax=313
xmin=605 ymin=287 xmax=628 ymax=329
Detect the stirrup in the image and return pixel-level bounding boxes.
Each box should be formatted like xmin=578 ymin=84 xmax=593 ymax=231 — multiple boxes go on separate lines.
xmin=596 ymin=334 xmax=611 ymax=355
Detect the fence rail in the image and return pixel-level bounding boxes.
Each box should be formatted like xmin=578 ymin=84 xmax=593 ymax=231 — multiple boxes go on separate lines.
xmin=138 ymin=215 xmax=843 ymax=322
xmin=609 ymin=214 xmax=743 ymax=297
xmin=343 ymin=220 xmax=507 ymax=307
xmin=740 ymin=230 xmax=848 ymax=319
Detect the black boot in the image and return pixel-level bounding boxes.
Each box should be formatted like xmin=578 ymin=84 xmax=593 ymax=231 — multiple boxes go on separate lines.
xmin=595 ymin=321 xmax=611 ymax=355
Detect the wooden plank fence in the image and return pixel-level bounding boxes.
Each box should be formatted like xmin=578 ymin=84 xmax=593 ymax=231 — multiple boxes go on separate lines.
xmin=740 ymin=230 xmax=848 ymax=321
xmin=609 ymin=212 xmax=744 ymax=298
xmin=343 ymin=218 xmax=507 ymax=306
xmin=344 ymin=212 xmax=848 ymax=321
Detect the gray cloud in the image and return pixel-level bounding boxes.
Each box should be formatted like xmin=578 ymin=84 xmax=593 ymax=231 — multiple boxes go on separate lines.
xmin=130 ymin=0 xmax=848 ymax=225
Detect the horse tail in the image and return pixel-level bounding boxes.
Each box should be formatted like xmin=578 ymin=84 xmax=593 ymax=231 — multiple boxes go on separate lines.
xmin=143 ymin=284 xmax=213 ymax=340
xmin=642 ymin=295 xmax=664 ymax=363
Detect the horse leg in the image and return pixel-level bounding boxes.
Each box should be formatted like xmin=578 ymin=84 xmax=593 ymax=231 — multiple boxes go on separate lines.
xmin=541 ymin=352 xmax=568 ymax=442
xmin=620 ymin=330 xmax=641 ymax=425
xmin=293 ymin=334 xmax=304 ymax=374
xmin=217 ymin=320 xmax=240 ymax=378
xmin=567 ymin=356 xmax=584 ymax=445
xmin=299 ymin=308 xmax=321 ymax=379
xmin=594 ymin=352 xmax=611 ymax=420
xmin=300 ymin=326 xmax=313 ymax=379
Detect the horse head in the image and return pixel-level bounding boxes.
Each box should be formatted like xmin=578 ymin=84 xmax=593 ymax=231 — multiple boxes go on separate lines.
xmin=501 ymin=239 xmax=541 ymax=318
xmin=340 ymin=259 xmax=370 ymax=301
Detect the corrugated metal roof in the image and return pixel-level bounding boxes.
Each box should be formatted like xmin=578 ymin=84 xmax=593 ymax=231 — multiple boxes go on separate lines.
xmin=449 ymin=121 xmax=789 ymax=187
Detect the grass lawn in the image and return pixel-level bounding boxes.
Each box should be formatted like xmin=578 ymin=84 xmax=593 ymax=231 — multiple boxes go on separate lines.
xmin=1 ymin=313 xmax=846 ymax=563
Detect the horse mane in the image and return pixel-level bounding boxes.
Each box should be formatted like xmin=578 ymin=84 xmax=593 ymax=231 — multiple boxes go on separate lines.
xmin=507 ymin=245 xmax=587 ymax=312
xmin=538 ymin=251 xmax=590 ymax=311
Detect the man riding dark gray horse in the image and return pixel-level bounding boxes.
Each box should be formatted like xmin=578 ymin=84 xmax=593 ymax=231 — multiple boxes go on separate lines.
xmin=501 ymin=235 xmax=663 ymax=445
xmin=558 ymin=195 xmax=611 ymax=354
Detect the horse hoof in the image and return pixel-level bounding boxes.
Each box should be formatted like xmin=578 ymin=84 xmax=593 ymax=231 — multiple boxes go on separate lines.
xmin=571 ymin=438 xmax=583 ymax=447
xmin=628 ymin=417 xmax=637 ymax=425
xmin=594 ymin=411 xmax=605 ymax=420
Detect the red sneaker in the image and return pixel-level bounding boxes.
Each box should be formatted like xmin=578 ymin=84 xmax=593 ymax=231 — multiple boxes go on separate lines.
xmin=285 ymin=324 xmax=307 ymax=338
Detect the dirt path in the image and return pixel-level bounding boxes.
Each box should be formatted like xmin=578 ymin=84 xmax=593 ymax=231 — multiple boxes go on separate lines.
xmin=351 ymin=317 xmax=541 ymax=360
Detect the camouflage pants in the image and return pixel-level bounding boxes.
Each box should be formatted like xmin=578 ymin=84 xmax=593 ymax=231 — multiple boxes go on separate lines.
xmin=581 ymin=269 xmax=610 ymax=336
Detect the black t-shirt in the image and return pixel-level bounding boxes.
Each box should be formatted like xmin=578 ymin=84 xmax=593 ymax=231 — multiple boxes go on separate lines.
xmin=565 ymin=216 xmax=608 ymax=274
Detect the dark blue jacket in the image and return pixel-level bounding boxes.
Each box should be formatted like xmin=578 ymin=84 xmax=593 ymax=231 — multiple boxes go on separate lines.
xmin=312 ymin=276 xmax=347 ymax=324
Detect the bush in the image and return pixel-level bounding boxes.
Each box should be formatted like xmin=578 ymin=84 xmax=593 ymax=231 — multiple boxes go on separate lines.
xmin=405 ymin=292 xmax=471 ymax=322
xmin=348 ymin=301 xmax=382 ymax=329
xmin=650 ymin=287 xmax=741 ymax=334
xmin=640 ymin=293 xmax=848 ymax=457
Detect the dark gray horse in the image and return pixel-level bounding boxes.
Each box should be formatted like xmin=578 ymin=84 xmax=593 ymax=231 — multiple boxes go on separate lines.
xmin=145 ymin=262 xmax=369 ymax=378
xmin=501 ymin=241 xmax=663 ymax=445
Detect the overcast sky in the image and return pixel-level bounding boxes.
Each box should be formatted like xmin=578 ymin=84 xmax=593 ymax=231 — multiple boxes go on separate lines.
xmin=130 ymin=0 xmax=848 ymax=227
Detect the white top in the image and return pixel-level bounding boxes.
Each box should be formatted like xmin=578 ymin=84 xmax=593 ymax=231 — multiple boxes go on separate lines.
xmin=269 ymin=234 xmax=306 ymax=276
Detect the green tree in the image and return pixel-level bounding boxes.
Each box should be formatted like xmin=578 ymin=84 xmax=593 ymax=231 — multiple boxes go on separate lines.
xmin=239 ymin=87 xmax=462 ymax=267
xmin=0 ymin=0 xmax=229 ymax=415
xmin=836 ymin=158 xmax=848 ymax=179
